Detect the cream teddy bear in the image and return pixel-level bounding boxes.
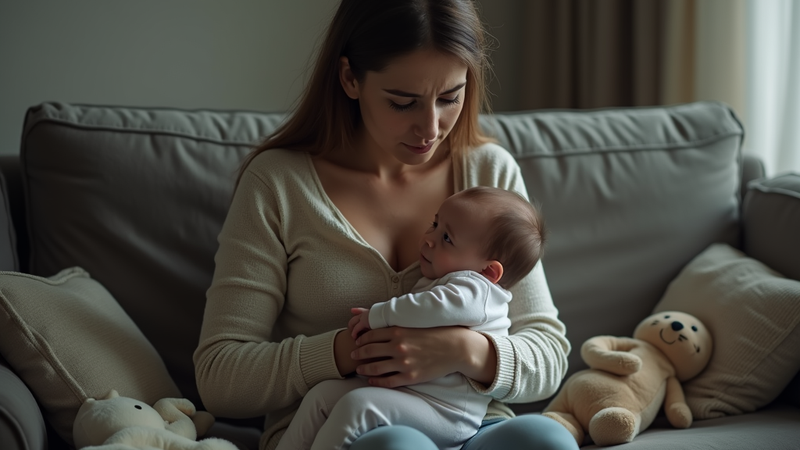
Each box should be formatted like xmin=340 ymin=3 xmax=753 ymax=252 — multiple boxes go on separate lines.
xmin=72 ymin=389 xmax=238 ymax=450
xmin=543 ymin=311 xmax=713 ymax=447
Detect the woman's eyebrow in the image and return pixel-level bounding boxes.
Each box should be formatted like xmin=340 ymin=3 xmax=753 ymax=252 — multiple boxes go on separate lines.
xmin=383 ymin=82 xmax=467 ymax=98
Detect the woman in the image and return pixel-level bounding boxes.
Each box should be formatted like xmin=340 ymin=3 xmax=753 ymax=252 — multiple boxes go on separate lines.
xmin=193 ymin=1 xmax=575 ymax=449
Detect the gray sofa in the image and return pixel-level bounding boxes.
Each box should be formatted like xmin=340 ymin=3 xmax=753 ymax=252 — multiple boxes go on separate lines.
xmin=0 ymin=101 xmax=798 ymax=450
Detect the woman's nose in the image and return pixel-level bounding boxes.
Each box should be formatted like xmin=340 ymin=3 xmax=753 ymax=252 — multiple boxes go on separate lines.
xmin=416 ymin=105 xmax=439 ymax=142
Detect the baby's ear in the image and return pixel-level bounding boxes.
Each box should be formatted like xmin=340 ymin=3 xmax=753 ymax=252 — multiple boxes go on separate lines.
xmin=480 ymin=261 xmax=504 ymax=284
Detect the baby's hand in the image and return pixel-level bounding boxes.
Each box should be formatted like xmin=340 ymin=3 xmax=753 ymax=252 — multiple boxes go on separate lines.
xmin=349 ymin=307 xmax=371 ymax=340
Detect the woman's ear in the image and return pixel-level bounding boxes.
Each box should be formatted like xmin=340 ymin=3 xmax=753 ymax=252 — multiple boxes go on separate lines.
xmin=480 ymin=261 xmax=504 ymax=285
xmin=339 ymin=56 xmax=360 ymax=100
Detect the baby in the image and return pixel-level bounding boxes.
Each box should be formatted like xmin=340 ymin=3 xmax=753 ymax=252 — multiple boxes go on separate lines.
xmin=276 ymin=186 xmax=546 ymax=450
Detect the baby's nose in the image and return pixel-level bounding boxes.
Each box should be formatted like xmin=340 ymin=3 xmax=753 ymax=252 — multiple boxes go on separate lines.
xmin=671 ymin=321 xmax=684 ymax=331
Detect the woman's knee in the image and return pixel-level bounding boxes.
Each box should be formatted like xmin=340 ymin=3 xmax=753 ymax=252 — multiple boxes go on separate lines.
xmin=463 ymin=414 xmax=579 ymax=450
xmin=349 ymin=425 xmax=438 ymax=450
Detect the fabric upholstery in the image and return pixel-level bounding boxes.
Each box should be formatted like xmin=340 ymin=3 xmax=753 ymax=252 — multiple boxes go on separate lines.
xmin=653 ymin=243 xmax=800 ymax=418
xmin=743 ymin=173 xmax=800 ymax=281
xmin=20 ymin=103 xmax=284 ymax=406
xmin=480 ymin=101 xmax=744 ymax=379
xmin=0 ymin=171 xmax=17 ymax=271
xmin=0 ymin=356 xmax=46 ymax=450
xmin=580 ymin=405 xmax=800 ymax=450
xmin=0 ymin=267 xmax=180 ymax=444
xmin=743 ymin=172 xmax=800 ymax=407
xmin=19 ymin=102 xmax=745 ymax=411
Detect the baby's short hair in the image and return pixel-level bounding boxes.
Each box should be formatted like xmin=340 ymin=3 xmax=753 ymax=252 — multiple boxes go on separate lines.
xmin=458 ymin=186 xmax=546 ymax=289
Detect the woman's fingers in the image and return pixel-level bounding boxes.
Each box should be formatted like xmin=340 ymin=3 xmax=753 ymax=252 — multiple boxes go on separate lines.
xmin=350 ymin=326 xmax=478 ymax=388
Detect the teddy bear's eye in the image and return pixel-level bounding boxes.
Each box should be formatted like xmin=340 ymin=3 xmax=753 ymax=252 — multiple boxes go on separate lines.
xmin=135 ymin=405 xmax=142 ymax=410
xmin=664 ymin=315 xmax=670 ymax=319
xmin=692 ymin=326 xmax=698 ymax=332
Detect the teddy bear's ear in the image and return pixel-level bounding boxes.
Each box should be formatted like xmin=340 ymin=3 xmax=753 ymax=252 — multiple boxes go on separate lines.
xmin=101 ymin=389 xmax=119 ymax=400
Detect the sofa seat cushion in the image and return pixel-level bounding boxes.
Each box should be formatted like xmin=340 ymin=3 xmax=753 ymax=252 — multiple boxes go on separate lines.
xmin=581 ymin=405 xmax=800 ymax=450
xmin=0 ymin=267 xmax=180 ymax=444
xmin=653 ymin=243 xmax=800 ymax=419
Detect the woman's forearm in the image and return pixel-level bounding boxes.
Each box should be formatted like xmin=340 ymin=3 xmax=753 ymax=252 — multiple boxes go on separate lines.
xmin=458 ymin=328 xmax=498 ymax=386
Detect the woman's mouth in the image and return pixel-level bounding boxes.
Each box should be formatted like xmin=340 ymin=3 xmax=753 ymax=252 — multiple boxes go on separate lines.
xmin=404 ymin=142 xmax=434 ymax=154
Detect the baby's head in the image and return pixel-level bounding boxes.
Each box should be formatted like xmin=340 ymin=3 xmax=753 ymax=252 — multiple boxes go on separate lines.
xmin=419 ymin=186 xmax=546 ymax=289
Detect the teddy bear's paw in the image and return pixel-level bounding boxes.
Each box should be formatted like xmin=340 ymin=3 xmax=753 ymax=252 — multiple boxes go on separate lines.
xmin=196 ymin=437 xmax=240 ymax=450
xmin=542 ymin=412 xmax=584 ymax=445
xmin=666 ymin=402 xmax=693 ymax=429
xmin=589 ymin=407 xmax=639 ymax=446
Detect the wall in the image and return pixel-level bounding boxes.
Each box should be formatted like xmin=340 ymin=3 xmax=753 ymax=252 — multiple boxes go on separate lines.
xmin=0 ymin=0 xmax=339 ymax=155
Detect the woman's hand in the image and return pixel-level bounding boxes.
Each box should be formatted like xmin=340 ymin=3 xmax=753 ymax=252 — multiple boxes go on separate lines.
xmin=351 ymin=326 xmax=498 ymax=388
xmin=333 ymin=328 xmax=361 ymax=377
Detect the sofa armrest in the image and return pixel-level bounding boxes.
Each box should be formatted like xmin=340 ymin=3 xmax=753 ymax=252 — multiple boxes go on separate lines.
xmin=0 ymin=356 xmax=47 ymax=450
xmin=0 ymin=154 xmax=26 ymax=272
xmin=742 ymin=172 xmax=800 ymax=408
xmin=741 ymin=154 xmax=765 ymax=201
xmin=743 ymin=173 xmax=800 ymax=281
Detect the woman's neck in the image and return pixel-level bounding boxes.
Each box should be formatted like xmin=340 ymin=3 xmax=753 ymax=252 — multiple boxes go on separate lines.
xmin=325 ymin=131 xmax=451 ymax=182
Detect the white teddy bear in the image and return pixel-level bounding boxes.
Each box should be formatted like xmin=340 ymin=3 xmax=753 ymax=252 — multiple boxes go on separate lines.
xmin=72 ymin=389 xmax=238 ymax=450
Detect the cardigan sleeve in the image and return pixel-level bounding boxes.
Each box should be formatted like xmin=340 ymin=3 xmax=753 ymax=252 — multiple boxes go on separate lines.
xmin=193 ymin=167 xmax=343 ymax=419
xmin=462 ymin=144 xmax=571 ymax=403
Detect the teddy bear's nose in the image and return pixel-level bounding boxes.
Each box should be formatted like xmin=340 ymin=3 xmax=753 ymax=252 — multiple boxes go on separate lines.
xmin=671 ymin=321 xmax=684 ymax=331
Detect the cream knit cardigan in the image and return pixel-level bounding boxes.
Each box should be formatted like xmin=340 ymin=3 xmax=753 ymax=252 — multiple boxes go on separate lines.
xmin=194 ymin=143 xmax=571 ymax=450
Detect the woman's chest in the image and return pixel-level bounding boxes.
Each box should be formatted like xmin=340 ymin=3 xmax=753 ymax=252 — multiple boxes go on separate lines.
xmin=278 ymin=233 xmax=422 ymax=336
xmin=313 ymin=161 xmax=454 ymax=272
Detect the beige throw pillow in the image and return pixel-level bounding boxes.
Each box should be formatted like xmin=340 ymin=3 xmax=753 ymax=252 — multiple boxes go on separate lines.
xmin=653 ymin=243 xmax=800 ymax=419
xmin=0 ymin=267 xmax=180 ymax=444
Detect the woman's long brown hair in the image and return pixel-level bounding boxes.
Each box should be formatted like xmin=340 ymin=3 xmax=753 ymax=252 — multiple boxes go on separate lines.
xmin=236 ymin=0 xmax=494 ymax=189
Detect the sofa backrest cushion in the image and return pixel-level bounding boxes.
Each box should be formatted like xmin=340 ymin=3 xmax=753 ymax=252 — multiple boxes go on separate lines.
xmin=19 ymin=101 xmax=743 ymax=408
xmin=21 ymin=103 xmax=285 ymax=405
xmin=480 ymin=101 xmax=743 ymax=378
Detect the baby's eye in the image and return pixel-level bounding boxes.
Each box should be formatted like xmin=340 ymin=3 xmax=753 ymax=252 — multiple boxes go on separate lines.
xmin=443 ymin=233 xmax=452 ymax=244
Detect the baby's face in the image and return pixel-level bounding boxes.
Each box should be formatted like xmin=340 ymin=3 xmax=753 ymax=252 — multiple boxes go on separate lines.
xmin=418 ymin=193 xmax=492 ymax=279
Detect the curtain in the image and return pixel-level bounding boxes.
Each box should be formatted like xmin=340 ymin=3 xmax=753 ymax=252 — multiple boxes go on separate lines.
xmin=745 ymin=0 xmax=800 ymax=176
xmin=480 ymin=0 xmax=671 ymax=111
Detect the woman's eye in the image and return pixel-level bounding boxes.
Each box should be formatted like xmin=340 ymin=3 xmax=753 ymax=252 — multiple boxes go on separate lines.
xmin=439 ymin=96 xmax=461 ymax=106
xmin=443 ymin=233 xmax=452 ymax=244
xmin=431 ymin=221 xmax=438 ymax=229
xmin=389 ymin=101 xmax=414 ymax=111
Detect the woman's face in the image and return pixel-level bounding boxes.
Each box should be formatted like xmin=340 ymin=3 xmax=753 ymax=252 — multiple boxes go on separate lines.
xmin=340 ymin=47 xmax=469 ymax=166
